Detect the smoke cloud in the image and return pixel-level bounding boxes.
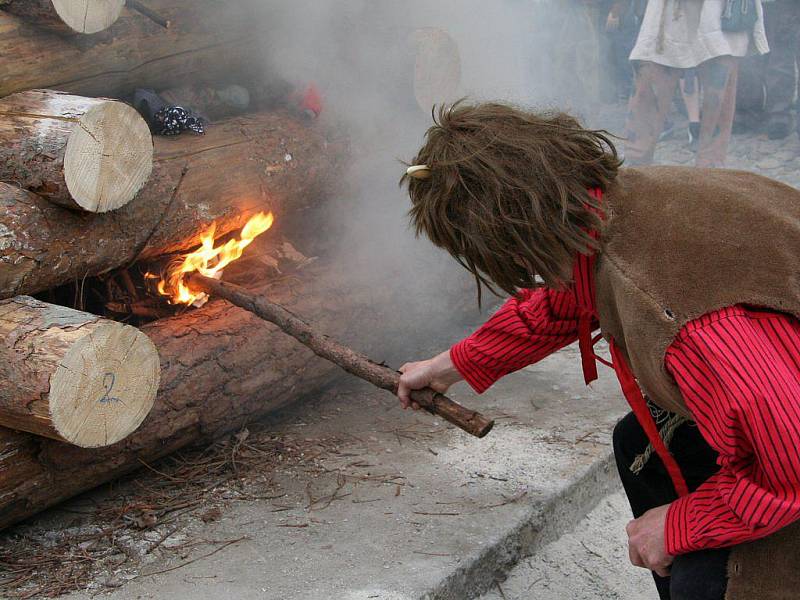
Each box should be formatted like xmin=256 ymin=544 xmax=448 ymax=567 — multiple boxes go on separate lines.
xmin=247 ymin=1 xmax=613 ymax=359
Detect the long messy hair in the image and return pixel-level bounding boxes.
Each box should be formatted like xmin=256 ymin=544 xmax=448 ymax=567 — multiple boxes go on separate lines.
xmin=401 ymin=101 xmax=621 ymax=303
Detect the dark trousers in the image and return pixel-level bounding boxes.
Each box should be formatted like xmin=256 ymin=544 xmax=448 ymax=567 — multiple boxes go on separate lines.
xmin=613 ymin=412 xmax=730 ymax=600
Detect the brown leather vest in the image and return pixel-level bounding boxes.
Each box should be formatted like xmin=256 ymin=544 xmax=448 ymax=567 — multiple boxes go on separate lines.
xmin=595 ymin=166 xmax=800 ymax=419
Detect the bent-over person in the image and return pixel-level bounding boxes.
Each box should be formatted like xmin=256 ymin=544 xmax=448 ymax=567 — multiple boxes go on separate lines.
xmin=397 ymin=101 xmax=800 ymax=600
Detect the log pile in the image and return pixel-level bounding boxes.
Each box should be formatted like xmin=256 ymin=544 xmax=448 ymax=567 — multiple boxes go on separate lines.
xmin=0 ymin=259 xmax=478 ymax=529
xmin=0 ymin=102 xmax=343 ymax=525
xmin=0 ymin=0 xmax=480 ymax=532
xmin=0 ymin=107 xmax=338 ymax=299
xmin=0 ymin=10 xmax=346 ymax=524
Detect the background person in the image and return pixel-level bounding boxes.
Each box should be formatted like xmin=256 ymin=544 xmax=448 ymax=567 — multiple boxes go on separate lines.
xmin=623 ymin=0 xmax=767 ymax=167
xmin=735 ymin=0 xmax=800 ymax=139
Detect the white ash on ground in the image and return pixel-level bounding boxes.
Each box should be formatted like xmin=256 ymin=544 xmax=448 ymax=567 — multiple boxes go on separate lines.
xmin=0 ymin=412 xmax=361 ymax=598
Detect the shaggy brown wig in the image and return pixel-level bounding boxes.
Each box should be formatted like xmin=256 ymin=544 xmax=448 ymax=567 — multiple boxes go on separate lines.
xmin=401 ymin=101 xmax=621 ymax=303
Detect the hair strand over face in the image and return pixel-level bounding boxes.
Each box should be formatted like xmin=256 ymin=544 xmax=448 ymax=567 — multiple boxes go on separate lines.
xmin=401 ymin=101 xmax=621 ymax=304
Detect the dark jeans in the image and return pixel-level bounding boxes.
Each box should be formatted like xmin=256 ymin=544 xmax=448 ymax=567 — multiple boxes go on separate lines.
xmin=613 ymin=412 xmax=730 ymax=600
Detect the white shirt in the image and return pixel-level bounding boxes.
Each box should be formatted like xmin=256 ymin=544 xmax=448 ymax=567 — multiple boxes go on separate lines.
xmin=630 ymin=0 xmax=769 ymax=68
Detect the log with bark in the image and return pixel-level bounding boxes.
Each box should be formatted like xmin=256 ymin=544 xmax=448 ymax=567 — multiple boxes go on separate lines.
xmin=0 ymin=109 xmax=339 ymax=299
xmin=159 ymin=84 xmax=251 ymax=121
xmin=0 ymin=259 xmax=483 ymax=530
xmin=0 ymin=0 xmax=271 ymax=100
xmin=0 ymin=89 xmax=153 ymax=212
xmin=0 ymin=295 xmax=159 ymax=447
xmin=187 ymin=272 xmax=493 ymax=438
xmin=0 ymin=0 xmax=124 ymax=35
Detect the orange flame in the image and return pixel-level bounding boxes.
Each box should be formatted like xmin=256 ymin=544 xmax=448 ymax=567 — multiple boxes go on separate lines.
xmin=154 ymin=212 xmax=274 ymax=305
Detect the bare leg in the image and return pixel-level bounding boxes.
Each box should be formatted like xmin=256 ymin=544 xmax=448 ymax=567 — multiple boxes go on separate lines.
xmin=696 ymin=56 xmax=739 ymax=168
xmin=680 ymin=72 xmax=701 ymax=123
xmin=624 ymin=61 xmax=681 ymax=165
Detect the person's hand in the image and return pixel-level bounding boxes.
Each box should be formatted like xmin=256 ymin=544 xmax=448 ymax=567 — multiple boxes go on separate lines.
xmin=397 ymin=350 xmax=463 ymax=410
xmin=606 ymin=12 xmax=620 ymax=32
xmin=626 ymin=504 xmax=673 ymax=577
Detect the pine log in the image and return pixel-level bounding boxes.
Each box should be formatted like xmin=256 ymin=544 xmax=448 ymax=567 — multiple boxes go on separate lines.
xmin=0 ymin=110 xmax=338 ymax=299
xmin=0 ymin=296 xmax=159 ymax=447
xmin=1 ymin=0 xmax=124 ymax=35
xmin=0 ymin=260 xmax=480 ymax=529
xmin=0 ymin=0 xmax=268 ymax=100
xmin=159 ymin=84 xmax=251 ymax=121
xmin=0 ymin=90 xmax=153 ymax=212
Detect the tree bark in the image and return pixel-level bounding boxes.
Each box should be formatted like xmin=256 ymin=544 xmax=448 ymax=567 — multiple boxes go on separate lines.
xmin=0 ymin=110 xmax=339 ymax=299
xmin=0 ymin=89 xmax=153 ymax=212
xmin=0 ymin=296 xmax=159 ymax=447
xmin=0 ymin=0 xmax=270 ymax=100
xmin=159 ymin=84 xmax=252 ymax=121
xmin=0 ymin=260 xmax=479 ymax=530
xmin=1 ymin=0 xmax=124 ymax=35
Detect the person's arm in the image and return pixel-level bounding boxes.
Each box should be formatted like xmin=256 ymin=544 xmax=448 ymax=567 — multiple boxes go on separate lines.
xmin=397 ymin=287 xmax=584 ymax=407
xmin=663 ymin=314 xmax=800 ymax=554
xmin=450 ymin=287 xmax=584 ymax=393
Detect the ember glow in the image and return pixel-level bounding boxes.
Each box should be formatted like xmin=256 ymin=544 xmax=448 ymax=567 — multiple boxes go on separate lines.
xmin=153 ymin=211 xmax=274 ymax=305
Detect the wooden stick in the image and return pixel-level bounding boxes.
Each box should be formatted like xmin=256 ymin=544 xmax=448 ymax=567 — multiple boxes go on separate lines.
xmin=126 ymin=0 xmax=170 ymax=28
xmin=187 ymin=272 xmax=494 ymax=438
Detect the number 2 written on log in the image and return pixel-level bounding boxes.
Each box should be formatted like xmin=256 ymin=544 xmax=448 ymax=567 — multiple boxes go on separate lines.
xmin=98 ymin=372 xmax=122 ymax=404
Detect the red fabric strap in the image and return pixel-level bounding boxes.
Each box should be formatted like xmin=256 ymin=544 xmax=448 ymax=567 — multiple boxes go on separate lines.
xmin=578 ymin=315 xmax=599 ymax=385
xmin=576 ymin=188 xmax=604 ymax=385
xmin=610 ymin=340 xmax=689 ymax=498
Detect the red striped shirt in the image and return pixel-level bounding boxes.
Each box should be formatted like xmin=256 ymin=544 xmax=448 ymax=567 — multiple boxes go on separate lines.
xmin=451 ymin=252 xmax=800 ymax=555
xmin=664 ymin=306 xmax=800 ymax=553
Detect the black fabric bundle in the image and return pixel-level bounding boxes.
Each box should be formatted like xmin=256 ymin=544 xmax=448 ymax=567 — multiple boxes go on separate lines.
xmin=152 ymin=106 xmax=205 ymax=136
xmin=132 ymin=89 xmax=205 ymax=137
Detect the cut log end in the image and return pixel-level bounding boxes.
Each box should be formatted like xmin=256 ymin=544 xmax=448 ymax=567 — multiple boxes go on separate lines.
xmin=0 ymin=298 xmax=160 ymax=448
xmin=50 ymin=322 xmax=160 ymax=448
xmin=63 ymin=100 xmax=153 ymax=212
xmin=52 ymin=0 xmax=125 ymax=34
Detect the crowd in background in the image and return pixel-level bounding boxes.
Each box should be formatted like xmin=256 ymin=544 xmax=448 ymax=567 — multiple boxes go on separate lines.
xmin=589 ymin=0 xmax=800 ymax=167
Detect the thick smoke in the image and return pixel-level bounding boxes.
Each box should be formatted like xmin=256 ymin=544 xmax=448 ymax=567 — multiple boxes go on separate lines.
xmin=248 ymin=1 xmax=610 ymax=358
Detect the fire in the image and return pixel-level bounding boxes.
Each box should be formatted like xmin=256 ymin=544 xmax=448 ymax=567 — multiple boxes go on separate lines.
xmin=154 ymin=211 xmax=274 ymax=305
